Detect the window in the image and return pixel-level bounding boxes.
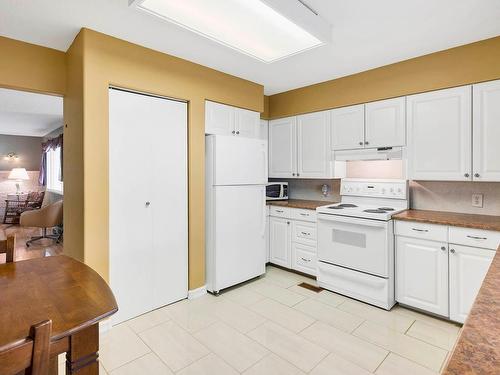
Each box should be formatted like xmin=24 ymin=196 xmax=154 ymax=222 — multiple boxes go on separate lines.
xmin=46 ymin=146 xmax=63 ymax=193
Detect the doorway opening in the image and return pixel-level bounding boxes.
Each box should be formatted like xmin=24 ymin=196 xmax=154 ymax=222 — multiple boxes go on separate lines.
xmin=0 ymin=87 xmax=64 ymax=262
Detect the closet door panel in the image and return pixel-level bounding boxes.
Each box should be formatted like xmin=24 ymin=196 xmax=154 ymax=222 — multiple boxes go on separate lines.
xmin=109 ymin=88 xmax=188 ymax=325
xmin=149 ymin=97 xmax=189 ymax=309
xmin=109 ymin=88 xmax=154 ymax=324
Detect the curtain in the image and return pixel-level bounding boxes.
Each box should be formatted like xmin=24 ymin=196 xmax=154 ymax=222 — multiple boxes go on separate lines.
xmin=39 ymin=134 xmax=63 ymax=186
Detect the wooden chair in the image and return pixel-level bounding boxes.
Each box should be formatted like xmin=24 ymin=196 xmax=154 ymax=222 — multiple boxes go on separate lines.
xmin=0 ymin=229 xmax=15 ymax=263
xmin=0 ymin=320 xmax=52 ymax=375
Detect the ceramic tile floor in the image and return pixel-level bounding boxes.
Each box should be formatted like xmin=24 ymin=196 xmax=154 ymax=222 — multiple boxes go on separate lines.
xmin=67 ymin=266 xmax=462 ymax=374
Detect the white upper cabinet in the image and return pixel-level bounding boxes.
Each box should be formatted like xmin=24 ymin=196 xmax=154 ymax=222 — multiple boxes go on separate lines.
xmin=236 ymin=107 xmax=260 ymax=138
xmin=331 ymin=104 xmax=365 ymax=150
xmin=205 ymin=100 xmax=260 ymax=138
xmin=269 ymin=117 xmax=297 ymax=178
xmin=473 ymin=80 xmax=500 ymax=182
xmin=296 ymin=111 xmax=331 ymax=178
xmin=449 ymin=244 xmax=495 ymax=323
xmin=407 ymin=86 xmax=472 ymax=181
xmin=365 ymin=97 xmax=406 ymax=148
xmin=205 ymin=101 xmax=234 ymax=136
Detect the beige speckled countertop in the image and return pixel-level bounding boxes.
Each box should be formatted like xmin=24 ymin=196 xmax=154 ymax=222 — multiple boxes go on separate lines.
xmin=393 ymin=209 xmax=500 ymax=232
xmin=267 ymin=199 xmax=337 ymax=210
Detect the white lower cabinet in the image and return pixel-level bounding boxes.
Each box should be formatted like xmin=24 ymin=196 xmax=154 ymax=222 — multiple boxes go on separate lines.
xmin=449 ymin=244 xmax=495 ymax=323
xmin=292 ymin=243 xmax=317 ymax=276
xmin=269 ymin=217 xmax=291 ymax=268
xmin=269 ymin=206 xmax=317 ymax=276
xmin=265 ymin=205 xmax=270 ymax=263
xmin=396 ymin=221 xmax=498 ymax=322
xmin=396 ymin=236 xmax=449 ymax=317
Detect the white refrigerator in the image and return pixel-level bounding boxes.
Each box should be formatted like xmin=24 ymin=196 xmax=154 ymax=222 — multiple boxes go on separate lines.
xmin=206 ymin=135 xmax=268 ymax=293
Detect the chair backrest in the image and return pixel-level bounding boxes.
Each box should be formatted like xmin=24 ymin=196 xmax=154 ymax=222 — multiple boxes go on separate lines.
xmin=0 ymin=320 xmax=52 ymax=375
xmin=0 ymin=230 xmax=15 ymax=263
xmin=26 ymin=191 xmax=45 ymax=209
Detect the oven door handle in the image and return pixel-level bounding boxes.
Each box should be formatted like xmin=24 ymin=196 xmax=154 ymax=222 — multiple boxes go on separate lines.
xmin=317 ymin=214 xmax=388 ymax=228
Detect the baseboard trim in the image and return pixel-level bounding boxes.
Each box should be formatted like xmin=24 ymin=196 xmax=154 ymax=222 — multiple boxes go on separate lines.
xmin=188 ymin=285 xmax=207 ymax=300
xmin=99 ymin=319 xmax=113 ymax=336
xmin=267 ymin=262 xmax=317 ymax=280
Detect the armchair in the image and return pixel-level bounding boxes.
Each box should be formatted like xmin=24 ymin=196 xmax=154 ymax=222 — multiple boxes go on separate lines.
xmin=20 ymin=200 xmax=63 ymax=247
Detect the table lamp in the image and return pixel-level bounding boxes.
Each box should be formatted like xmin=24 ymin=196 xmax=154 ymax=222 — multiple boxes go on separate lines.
xmin=8 ymin=168 xmax=30 ymax=194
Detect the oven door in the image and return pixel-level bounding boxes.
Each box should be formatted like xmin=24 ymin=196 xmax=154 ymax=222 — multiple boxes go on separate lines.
xmin=317 ymin=214 xmax=392 ymax=277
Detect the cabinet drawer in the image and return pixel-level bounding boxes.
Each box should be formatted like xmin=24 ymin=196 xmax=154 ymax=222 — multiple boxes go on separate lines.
xmin=290 ymin=208 xmax=317 ymax=222
xmin=449 ymin=226 xmax=500 ymax=250
xmin=395 ymin=221 xmax=448 ymax=242
xmin=269 ymin=206 xmax=290 ymax=218
xmin=292 ymin=243 xmax=317 ymax=276
xmin=293 ymin=221 xmax=317 ymax=246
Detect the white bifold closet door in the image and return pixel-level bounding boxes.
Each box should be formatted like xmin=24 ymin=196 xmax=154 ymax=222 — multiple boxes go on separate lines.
xmin=109 ymin=87 xmax=188 ymax=325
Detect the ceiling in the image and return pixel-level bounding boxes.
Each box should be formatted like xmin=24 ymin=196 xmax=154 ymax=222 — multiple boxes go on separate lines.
xmin=0 ymin=88 xmax=63 ymax=137
xmin=1 ymin=0 xmax=500 ymax=95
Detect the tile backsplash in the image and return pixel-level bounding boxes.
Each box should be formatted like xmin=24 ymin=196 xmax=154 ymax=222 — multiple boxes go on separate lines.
xmin=269 ymin=178 xmax=341 ymax=202
xmin=270 ymin=178 xmax=500 ymax=216
xmin=410 ymin=181 xmax=500 ymax=216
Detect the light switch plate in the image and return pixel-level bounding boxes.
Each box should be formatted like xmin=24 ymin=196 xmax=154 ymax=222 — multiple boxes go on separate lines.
xmin=472 ymin=193 xmax=483 ymax=208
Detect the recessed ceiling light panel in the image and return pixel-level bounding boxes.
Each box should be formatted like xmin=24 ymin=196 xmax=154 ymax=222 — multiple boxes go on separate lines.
xmin=130 ymin=0 xmax=331 ymax=63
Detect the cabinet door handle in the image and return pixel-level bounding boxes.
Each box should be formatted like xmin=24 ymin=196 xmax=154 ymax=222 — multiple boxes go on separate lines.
xmin=236 ymin=131 xmax=240 ymax=135
xmin=301 ymin=231 xmax=311 ymax=236
xmin=464 ymin=173 xmax=470 ymax=178
xmin=297 ymin=173 xmax=300 ymax=176
xmin=292 ymin=173 xmax=296 ymax=176
xmin=450 ymin=248 xmax=456 ymax=254
xmin=301 ymin=257 xmax=311 ymax=262
xmin=145 ymin=201 xmax=151 ymax=207
xmin=466 ymin=235 xmax=487 ymax=240
xmin=232 ymin=130 xmax=235 ymax=134
xmin=359 ymin=141 xmax=363 ymax=145
xmin=412 ymin=228 xmax=428 ymax=232
xmin=441 ymin=246 xmax=446 ymax=251
xmin=474 ymin=173 xmax=480 ymax=178
xmin=365 ymin=141 xmax=369 ymax=145
xmin=287 ymin=221 xmax=290 ymax=225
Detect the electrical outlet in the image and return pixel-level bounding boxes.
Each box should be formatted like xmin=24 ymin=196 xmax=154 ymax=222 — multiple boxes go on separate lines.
xmin=472 ymin=193 xmax=484 ymax=208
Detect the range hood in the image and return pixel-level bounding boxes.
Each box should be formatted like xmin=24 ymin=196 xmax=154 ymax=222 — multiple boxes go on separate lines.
xmin=334 ymin=147 xmax=403 ymax=161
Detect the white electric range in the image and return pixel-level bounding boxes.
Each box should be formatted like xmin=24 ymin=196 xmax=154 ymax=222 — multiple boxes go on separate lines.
xmin=316 ymin=179 xmax=409 ymax=310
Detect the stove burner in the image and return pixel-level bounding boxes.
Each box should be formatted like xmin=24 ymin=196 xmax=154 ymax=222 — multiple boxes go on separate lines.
xmin=337 ymin=204 xmax=358 ymax=208
xmin=363 ymin=209 xmax=387 ymax=213
xmin=378 ymin=207 xmax=395 ymax=211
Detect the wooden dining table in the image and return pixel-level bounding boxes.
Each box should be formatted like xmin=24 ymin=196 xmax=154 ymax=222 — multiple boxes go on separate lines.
xmin=0 ymin=255 xmax=118 ymax=374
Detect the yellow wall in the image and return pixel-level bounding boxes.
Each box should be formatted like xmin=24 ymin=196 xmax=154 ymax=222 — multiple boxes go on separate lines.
xmin=63 ymin=31 xmax=85 ymax=262
xmin=261 ymin=95 xmax=270 ymax=119
xmin=269 ymin=36 xmax=500 ymax=118
xmin=4 ymin=29 xmax=500 ymax=291
xmin=79 ymin=29 xmax=263 ymax=288
xmin=0 ymin=36 xmax=66 ymax=95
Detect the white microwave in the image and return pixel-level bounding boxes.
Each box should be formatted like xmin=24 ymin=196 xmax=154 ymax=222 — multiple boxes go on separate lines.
xmin=266 ymin=182 xmax=288 ymax=201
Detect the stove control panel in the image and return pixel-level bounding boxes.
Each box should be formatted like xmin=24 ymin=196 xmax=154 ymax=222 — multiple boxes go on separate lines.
xmin=340 ymin=179 xmax=408 ymax=199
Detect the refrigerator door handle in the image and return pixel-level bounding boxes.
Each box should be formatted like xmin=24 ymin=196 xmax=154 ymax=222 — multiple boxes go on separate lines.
xmin=261 ymin=188 xmax=266 ymax=238
xmin=262 ymin=147 xmax=268 ymax=181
